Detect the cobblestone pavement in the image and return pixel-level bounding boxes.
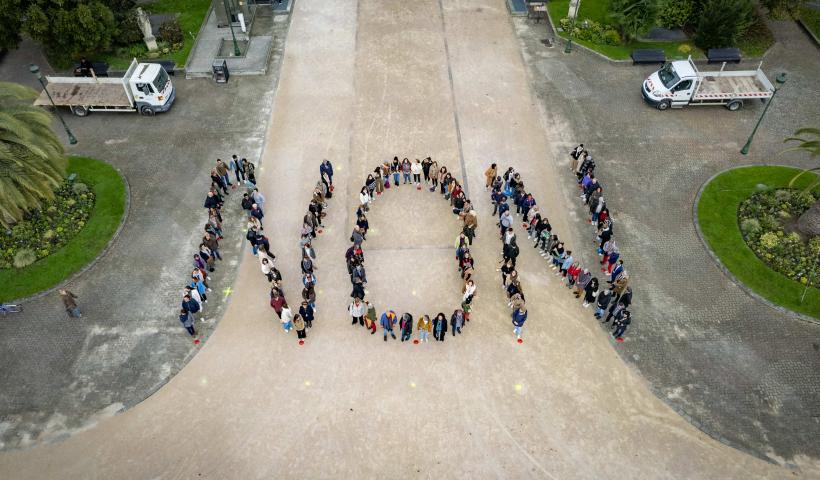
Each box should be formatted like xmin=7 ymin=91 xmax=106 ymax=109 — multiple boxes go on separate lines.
xmin=515 ymin=17 xmax=820 ymax=466
xmin=0 ymin=16 xmax=290 ymax=450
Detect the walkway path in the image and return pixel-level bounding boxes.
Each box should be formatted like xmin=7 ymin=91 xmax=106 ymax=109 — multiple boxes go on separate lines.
xmin=0 ymin=1 xmax=807 ymax=477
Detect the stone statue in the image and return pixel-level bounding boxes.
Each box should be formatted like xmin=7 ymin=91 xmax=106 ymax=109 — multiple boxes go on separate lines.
xmin=136 ymin=7 xmax=158 ymax=51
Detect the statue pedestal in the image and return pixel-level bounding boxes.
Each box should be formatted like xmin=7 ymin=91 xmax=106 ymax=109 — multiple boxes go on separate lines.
xmin=144 ymin=35 xmax=158 ymax=52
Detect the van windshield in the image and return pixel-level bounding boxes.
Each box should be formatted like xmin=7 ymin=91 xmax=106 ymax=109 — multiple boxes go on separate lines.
xmin=152 ymin=68 xmax=169 ymax=93
xmin=657 ymin=64 xmax=679 ymax=89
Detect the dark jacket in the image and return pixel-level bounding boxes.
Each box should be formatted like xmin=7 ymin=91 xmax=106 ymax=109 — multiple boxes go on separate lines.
xmin=512 ymin=308 xmax=528 ymax=327
xmin=596 ymin=290 xmax=613 ymax=310
xmin=204 ymin=195 xmax=220 ymax=209
xmin=320 ymin=161 xmax=334 ymax=178
xmin=182 ymin=299 xmax=200 ymax=314
xmin=400 ymin=314 xmax=413 ymax=334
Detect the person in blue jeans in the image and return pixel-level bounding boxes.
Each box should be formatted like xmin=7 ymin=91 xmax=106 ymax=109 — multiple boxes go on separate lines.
xmin=612 ymin=310 xmax=631 ymax=339
xmin=401 ymin=158 xmax=412 ymax=184
xmin=381 ymin=310 xmax=397 ymax=341
xmin=391 ymin=157 xmax=401 ymax=187
xmin=512 ymin=306 xmax=528 ymax=340
xmin=400 ymin=313 xmax=413 ymax=342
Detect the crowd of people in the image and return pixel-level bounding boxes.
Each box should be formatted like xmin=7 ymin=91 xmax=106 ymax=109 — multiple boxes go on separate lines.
xmin=486 ymin=152 xmax=634 ymax=342
xmin=179 ymin=155 xmax=256 ymax=341
xmin=347 ymin=156 xmax=478 ymax=343
xmin=264 ymin=160 xmax=334 ymax=344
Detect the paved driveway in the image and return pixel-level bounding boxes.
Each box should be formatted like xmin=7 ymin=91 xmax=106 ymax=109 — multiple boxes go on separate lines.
xmin=516 ymin=17 xmax=820 ymax=465
xmin=0 ymin=22 xmax=289 ymax=450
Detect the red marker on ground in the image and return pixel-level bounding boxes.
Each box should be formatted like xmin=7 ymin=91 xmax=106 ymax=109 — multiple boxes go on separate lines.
xmin=615 ymin=337 xmax=624 ymax=343
xmin=194 ymin=339 xmax=201 ymax=345
xmin=413 ymin=339 xmax=419 ymax=344
xmin=517 ymin=338 xmax=523 ymax=344
xmin=299 ymin=340 xmax=305 ymax=346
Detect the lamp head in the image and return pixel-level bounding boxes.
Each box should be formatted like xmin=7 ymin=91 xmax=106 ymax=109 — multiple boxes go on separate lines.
xmin=29 ymin=64 xmax=42 ymax=80
xmin=775 ymin=73 xmax=787 ymax=85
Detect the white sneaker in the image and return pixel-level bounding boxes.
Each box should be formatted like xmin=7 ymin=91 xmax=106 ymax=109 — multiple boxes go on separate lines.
xmin=583 ymin=303 xmax=590 ymax=308
xmin=207 ymin=288 xmax=213 ymax=292
xmin=517 ymin=335 xmax=522 ymax=340
xmin=527 ymin=235 xmax=531 ymax=239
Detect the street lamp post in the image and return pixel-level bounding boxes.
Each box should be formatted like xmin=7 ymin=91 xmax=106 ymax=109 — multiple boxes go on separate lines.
xmin=222 ymin=0 xmax=242 ymax=57
xmin=29 ymin=64 xmax=77 ymax=145
xmin=740 ymin=72 xmax=787 ymax=155
xmin=564 ymin=0 xmax=581 ymax=54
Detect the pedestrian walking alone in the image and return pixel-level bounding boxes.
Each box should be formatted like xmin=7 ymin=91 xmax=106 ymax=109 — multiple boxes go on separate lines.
xmin=59 ymin=289 xmax=81 ymax=318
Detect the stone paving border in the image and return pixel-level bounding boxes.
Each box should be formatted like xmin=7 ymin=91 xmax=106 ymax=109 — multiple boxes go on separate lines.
xmin=9 ymin=157 xmax=131 ymax=305
xmin=693 ymin=164 xmax=819 ymax=325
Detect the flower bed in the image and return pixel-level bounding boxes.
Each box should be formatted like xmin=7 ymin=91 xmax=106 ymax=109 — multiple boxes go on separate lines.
xmin=1 ymin=180 xmax=95 ymax=269
xmin=738 ymin=189 xmax=820 ymax=287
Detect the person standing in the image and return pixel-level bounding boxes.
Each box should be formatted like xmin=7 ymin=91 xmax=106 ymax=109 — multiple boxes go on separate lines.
xmin=299 ymin=301 xmax=315 ymax=329
xmin=231 ymin=154 xmax=245 ymax=184
xmin=450 ymin=309 xmax=464 ymax=336
xmin=320 ymin=159 xmax=334 ymax=189
xmin=400 ymin=313 xmax=414 ymax=342
xmin=59 ymin=289 xmax=81 ymax=318
xmin=349 ymin=297 xmax=366 ymax=327
xmin=612 ymin=310 xmax=631 ymax=340
xmin=250 ymin=203 xmax=264 ymax=226
xmin=280 ymin=303 xmax=294 ymax=333
xmin=216 ymin=159 xmax=232 ymax=189
xmin=270 ymin=289 xmax=285 ymax=318
xmin=411 ymin=159 xmax=423 ymax=189
xmin=484 ymin=163 xmax=497 ymax=190
xmin=359 ymin=187 xmax=371 ymax=213
xmin=401 ymin=158 xmax=412 ymax=184
xmin=293 ymin=314 xmax=307 ymax=342
xmin=381 ymin=310 xmax=398 ymax=341
xmin=252 ymin=188 xmax=266 ymax=211
xmin=365 ymin=300 xmax=377 ymax=335
xmin=178 ymin=309 xmax=196 ymax=337
xmin=594 ymin=288 xmax=613 ymax=319
xmin=417 ymin=315 xmax=432 ymax=343
xmin=185 ymin=285 xmax=204 ymax=311
xmin=181 ymin=293 xmax=201 ymax=323
xmin=428 ymin=159 xmax=439 ymax=191
xmin=432 ymin=312 xmax=448 ymax=341
xmin=583 ymin=277 xmax=599 ymax=308
xmin=462 ymin=280 xmax=476 ymax=321
xmin=422 ymin=157 xmax=433 ymax=184
xmin=462 ymin=210 xmax=478 ymax=245
xmin=512 ymin=306 xmax=528 ymax=340
xmin=391 ymin=157 xmax=401 ymax=187
xmin=244 ymin=158 xmax=257 ymax=185
xmin=603 ymin=301 xmax=625 ymax=325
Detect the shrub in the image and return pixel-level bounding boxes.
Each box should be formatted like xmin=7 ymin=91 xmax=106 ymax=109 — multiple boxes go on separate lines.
xmin=159 ymin=18 xmax=184 ymax=46
xmin=761 ymin=0 xmax=806 ymax=19
xmin=115 ymin=9 xmax=144 ymax=46
xmin=693 ymin=0 xmax=755 ymax=50
xmin=657 ymin=0 xmax=695 ymax=28
xmin=609 ymin=0 xmax=660 ymax=41
xmin=72 ymin=182 xmax=89 ymax=194
xmin=738 ymin=188 xmax=820 ymax=286
xmin=677 ymin=43 xmax=692 ymax=55
xmin=13 ymin=249 xmax=36 ymax=268
xmin=603 ymin=29 xmax=622 ymax=45
xmin=559 ymin=18 xmax=622 ymax=46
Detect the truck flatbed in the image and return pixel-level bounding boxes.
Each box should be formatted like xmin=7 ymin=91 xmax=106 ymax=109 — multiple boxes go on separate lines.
xmin=694 ymin=75 xmax=768 ymax=99
xmin=34 ymin=81 xmax=130 ymax=107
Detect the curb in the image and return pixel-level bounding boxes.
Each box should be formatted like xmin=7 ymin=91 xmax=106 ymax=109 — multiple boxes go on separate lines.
xmin=692 ymin=164 xmax=819 ymax=324
xmin=184 ymin=4 xmax=215 ymax=78
xmin=796 ymin=18 xmax=820 ymax=48
xmin=9 ymin=156 xmax=132 ymax=305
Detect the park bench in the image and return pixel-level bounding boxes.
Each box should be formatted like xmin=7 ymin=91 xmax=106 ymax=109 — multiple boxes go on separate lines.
xmin=707 ymin=48 xmax=741 ymax=64
xmin=144 ymin=60 xmax=177 ymax=76
xmin=630 ymin=49 xmax=666 ymax=65
xmin=73 ymin=62 xmax=109 ymax=77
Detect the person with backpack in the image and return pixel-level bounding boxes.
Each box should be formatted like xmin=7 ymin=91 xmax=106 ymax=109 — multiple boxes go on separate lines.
xmin=381 ymin=310 xmax=398 ymax=341
xmin=182 ymin=294 xmax=201 ymax=323
xmin=365 ymin=300 xmax=377 ymax=334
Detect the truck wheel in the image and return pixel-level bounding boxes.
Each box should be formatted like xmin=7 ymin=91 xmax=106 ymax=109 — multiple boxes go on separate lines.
xmin=657 ymin=100 xmax=670 ymax=111
xmin=140 ymin=105 xmax=155 ymax=116
xmin=71 ymin=106 xmax=89 ymax=117
xmin=726 ymin=100 xmax=743 ymax=111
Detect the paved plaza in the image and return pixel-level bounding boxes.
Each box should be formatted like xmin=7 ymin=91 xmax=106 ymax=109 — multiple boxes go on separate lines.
xmin=0 ymin=0 xmax=818 ymax=477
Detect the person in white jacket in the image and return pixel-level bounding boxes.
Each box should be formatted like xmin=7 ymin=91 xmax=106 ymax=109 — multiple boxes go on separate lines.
xmin=280 ymin=303 xmax=294 ymax=332
xmin=349 ymin=297 xmax=366 ymax=327
xmin=411 ymin=159 xmax=423 ymax=188
xmin=359 ymin=187 xmax=371 ymax=212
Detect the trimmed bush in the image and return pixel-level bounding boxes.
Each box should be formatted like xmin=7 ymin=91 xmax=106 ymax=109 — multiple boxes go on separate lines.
xmin=159 ymin=18 xmax=184 ymax=46
xmin=657 ymin=0 xmax=694 ymax=28
xmin=13 ymin=249 xmax=36 ymax=268
xmin=694 ymin=0 xmax=755 ymax=49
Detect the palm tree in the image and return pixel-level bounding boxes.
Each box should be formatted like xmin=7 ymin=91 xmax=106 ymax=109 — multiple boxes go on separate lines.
xmin=783 ymin=127 xmax=820 ymax=237
xmin=0 ymin=81 xmax=66 ymax=228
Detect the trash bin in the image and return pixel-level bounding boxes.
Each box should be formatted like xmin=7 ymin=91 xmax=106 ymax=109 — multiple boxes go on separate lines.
xmin=212 ymin=59 xmax=229 ymax=83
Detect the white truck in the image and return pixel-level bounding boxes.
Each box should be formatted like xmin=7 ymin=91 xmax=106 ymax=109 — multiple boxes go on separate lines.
xmin=641 ymin=57 xmax=774 ymax=111
xmin=34 ymin=59 xmax=175 ymax=117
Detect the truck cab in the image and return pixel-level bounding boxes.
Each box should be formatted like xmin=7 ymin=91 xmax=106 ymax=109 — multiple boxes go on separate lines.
xmin=127 ymin=62 xmax=175 ymax=115
xmin=642 ymin=61 xmax=696 ymax=110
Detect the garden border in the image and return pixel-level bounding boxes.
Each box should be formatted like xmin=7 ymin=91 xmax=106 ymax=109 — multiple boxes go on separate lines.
xmin=541 ymin=5 xmax=772 ymax=65
xmin=692 ymin=164 xmax=819 ymax=325
xmin=6 ymin=156 xmax=132 ymax=305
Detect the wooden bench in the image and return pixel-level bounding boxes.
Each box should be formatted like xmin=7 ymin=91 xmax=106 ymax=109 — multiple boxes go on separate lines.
xmin=73 ymin=62 xmax=109 ymax=77
xmin=630 ymin=49 xmax=666 ymax=65
xmin=144 ymin=60 xmax=176 ymax=76
xmin=707 ymin=48 xmax=741 ymax=64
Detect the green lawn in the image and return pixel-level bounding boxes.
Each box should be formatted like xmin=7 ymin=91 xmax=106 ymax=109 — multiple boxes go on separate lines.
xmin=546 ymin=0 xmax=771 ymax=60
xmin=0 ymin=156 xmax=127 ymax=302
xmin=799 ymin=6 xmax=820 ymax=39
xmin=99 ymin=0 xmax=211 ymax=70
xmin=697 ymin=166 xmax=820 ymax=320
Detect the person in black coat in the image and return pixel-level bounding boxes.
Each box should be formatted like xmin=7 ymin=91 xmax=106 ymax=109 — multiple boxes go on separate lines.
xmin=400 ymin=313 xmax=413 ymax=342
xmin=204 ymin=191 xmax=221 ymax=210
xmin=432 ymin=312 xmax=448 ymax=341
xmin=503 ymin=240 xmax=520 ymax=267
xmin=613 ymin=311 xmax=631 ymax=339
